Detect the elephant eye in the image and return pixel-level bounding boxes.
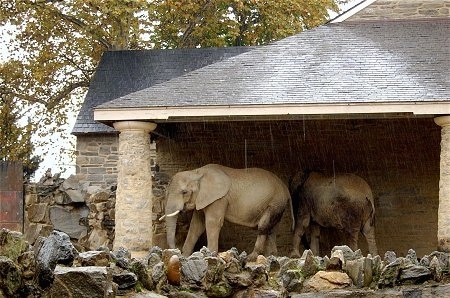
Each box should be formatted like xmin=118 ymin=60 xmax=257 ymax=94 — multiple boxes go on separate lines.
xmin=181 ymin=190 xmax=188 ymax=196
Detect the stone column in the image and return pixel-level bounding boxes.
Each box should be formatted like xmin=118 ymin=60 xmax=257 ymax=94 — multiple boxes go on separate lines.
xmin=113 ymin=121 xmax=157 ymax=257
xmin=434 ymin=116 xmax=450 ymax=252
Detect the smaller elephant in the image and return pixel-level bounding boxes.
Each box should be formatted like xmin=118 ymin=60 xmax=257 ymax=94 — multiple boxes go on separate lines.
xmin=160 ymin=164 xmax=291 ymax=260
xmin=289 ymin=171 xmax=378 ymax=257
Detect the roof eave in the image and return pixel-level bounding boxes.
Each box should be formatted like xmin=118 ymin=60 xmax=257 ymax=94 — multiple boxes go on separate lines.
xmin=94 ymin=101 xmax=450 ymax=125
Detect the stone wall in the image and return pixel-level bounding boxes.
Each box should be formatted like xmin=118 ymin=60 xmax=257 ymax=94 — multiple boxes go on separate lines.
xmin=75 ymin=133 xmax=157 ymax=187
xmin=346 ymin=0 xmax=450 ymax=21
xmin=75 ymin=134 xmax=119 ymax=187
xmin=155 ymin=118 xmax=441 ymax=257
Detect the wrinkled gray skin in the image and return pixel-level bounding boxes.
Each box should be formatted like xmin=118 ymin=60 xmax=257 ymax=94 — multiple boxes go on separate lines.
xmin=162 ymin=164 xmax=291 ymax=261
xmin=289 ymin=171 xmax=378 ymax=257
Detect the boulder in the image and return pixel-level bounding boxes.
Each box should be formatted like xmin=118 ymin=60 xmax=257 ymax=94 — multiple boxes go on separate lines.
xmin=47 ymin=265 xmax=115 ymax=298
xmin=49 ymin=205 xmax=89 ymax=239
xmin=182 ymin=254 xmax=208 ymax=284
xmin=303 ymin=271 xmax=352 ymax=292
xmin=0 ymin=256 xmax=22 ymax=296
xmin=34 ymin=230 xmax=78 ymax=288
xmin=0 ymin=229 xmax=29 ymax=262
xmin=74 ymin=250 xmax=110 ymax=267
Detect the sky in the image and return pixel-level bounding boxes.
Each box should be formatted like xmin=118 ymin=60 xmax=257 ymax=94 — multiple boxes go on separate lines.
xmin=1 ymin=0 xmax=362 ymax=182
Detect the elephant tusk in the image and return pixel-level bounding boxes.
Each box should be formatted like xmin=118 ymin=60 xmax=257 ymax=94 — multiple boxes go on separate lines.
xmin=159 ymin=210 xmax=180 ymax=221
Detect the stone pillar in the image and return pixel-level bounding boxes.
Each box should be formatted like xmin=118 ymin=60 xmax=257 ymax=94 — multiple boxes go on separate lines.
xmin=113 ymin=121 xmax=157 ymax=257
xmin=434 ymin=116 xmax=450 ymax=252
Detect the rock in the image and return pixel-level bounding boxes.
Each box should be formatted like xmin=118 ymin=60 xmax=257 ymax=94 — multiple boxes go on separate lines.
xmin=218 ymin=248 xmax=240 ymax=263
xmin=0 ymin=256 xmax=22 ymax=297
xmin=203 ymin=256 xmax=231 ymax=297
xmin=148 ymin=252 xmax=162 ymax=269
xmin=383 ymin=251 xmax=397 ymax=265
xmin=24 ymin=223 xmax=53 ymax=245
xmin=0 ymin=229 xmax=29 ymax=262
xmin=152 ymin=261 xmax=165 ymax=285
xmin=129 ymin=259 xmax=154 ymax=291
xmin=224 ymin=257 xmax=242 ymax=274
xmin=363 ymin=256 xmax=373 ymax=287
xmin=82 ymin=227 xmax=110 ymax=251
xmin=205 ymin=280 xmax=232 ymax=298
xmin=256 ymin=255 xmax=269 ymax=266
xmin=47 ymin=265 xmax=115 ymax=298
xmin=266 ymin=255 xmax=281 ymax=272
xmin=27 ymin=203 xmax=48 ymax=222
xmin=74 ymin=250 xmax=110 ymax=267
xmin=60 ymin=175 xmax=88 ymax=203
xmin=331 ymin=246 xmax=355 ymax=261
xmin=280 ymin=269 xmax=304 ymax=292
xmin=233 ymin=288 xmax=285 ymax=298
xmin=17 ymin=251 xmax=36 ymax=280
xmin=399 ymin=264 xmax=431 ymax=285
xmin=428 ymin=251 xmax=449 ymax=269
xmin=112 ymin=247 xmax=131 ymax=269
xmin=244 ymin=263 xmax=268 ymax=286
xmin=303 ymin=271 xmax=352 ymax=292
xmin=225 ymin=270 xmax=253 ymax=287
xmin=406 ymin=249 xmax=418 ymax=265
xmin=345 ymin=258 xmax=365 ymax=288
xmin=378 ymin=258 xmax=402 ymax=288
xmin=301 ymin=250 xmax=320 ymax=277
xmin=420 ymin=255 xmax=430 ymax=267
xmin=113 ymin=271 xmax=138 ymax=290
xmin=34 ymin=230 xmax=78 ymax=288
xmin=199 ymin=246 xmax=214 ymax=258
xmin=182 ymin=254 xmax=207 ymax=284
xmin=167 ymin=255 xmax=181 ymax=286
xmin=327 ymin=249 xmax=344 ymax=271
xmin=49 ymin=205 xmax=89 ymax=239
xmin=89 ymin=189 xmax=111 ymax=203
xmin=430 ymin=256 xmax=443 ymax=282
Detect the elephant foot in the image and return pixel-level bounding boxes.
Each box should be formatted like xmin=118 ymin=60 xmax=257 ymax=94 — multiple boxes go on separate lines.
xmin=246 ymin=251 xmax=260 ymax=262
xmin=290 ymin=250 xmax=301 ymax=259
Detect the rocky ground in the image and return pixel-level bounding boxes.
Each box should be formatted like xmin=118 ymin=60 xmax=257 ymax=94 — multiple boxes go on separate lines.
xmin=1 ymin=228 xmax=449 ymax=298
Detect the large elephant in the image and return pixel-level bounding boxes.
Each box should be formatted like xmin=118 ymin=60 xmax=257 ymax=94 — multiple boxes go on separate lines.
xmin=160 ymin=164 xmax=291 ymax=260
xmin=289 ymin=171 xmax=378 ymax=257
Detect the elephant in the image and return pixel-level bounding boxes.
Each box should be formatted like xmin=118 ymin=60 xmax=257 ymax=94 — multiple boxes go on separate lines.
xmin=289 ymin=170 xmax=378 ymax=257
xmin=159 ymin=164 xmax=291 ymax=260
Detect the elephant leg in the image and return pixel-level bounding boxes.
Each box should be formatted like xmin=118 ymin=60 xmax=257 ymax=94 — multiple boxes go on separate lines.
xmin=347 ymin=229 xmax=360 ymax=252
xmin=265 ymin=232 xmax=278 ymax=256
xmin=310 ymin=223 xmax=320 ymax=256
xmin=204 ymin=201 xmax=227 ymax=254
xmin=182 ymin=210 xmax=205 ymax=257
xmin=291 ymin=217 xmax=310 ymax=258
xmin=249 ymin=206 xmax=284 ymax=261
xmin=362 ymin=219 xmax=378 ymax=256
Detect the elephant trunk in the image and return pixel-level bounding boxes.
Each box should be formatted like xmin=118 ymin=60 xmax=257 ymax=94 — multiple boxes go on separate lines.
xmin=165 ymin=214 xmax=178 ymax=249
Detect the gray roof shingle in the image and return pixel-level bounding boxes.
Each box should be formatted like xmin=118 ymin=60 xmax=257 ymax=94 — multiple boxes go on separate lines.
xmin=96 ymin=19 xmax=450 ymax=112
xmin=72 ymin=47 xmax=254 ymax=134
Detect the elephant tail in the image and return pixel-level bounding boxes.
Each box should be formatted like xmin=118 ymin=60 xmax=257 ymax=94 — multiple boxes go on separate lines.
xmin=289 ymin=195 xmax=295 ymax=232
xmin=366 ymin=196 xmax=376 ymax=227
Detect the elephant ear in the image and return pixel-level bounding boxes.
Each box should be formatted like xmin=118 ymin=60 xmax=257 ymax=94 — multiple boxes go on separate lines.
xmin=195 ymin=167 xmax=231 ymax=210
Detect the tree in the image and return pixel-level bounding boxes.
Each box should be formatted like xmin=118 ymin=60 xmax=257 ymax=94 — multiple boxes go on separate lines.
xmin=0 ymin=81 xmax=41 ymax=180
xmin=0 ymin=0 xmax=346 ymax=176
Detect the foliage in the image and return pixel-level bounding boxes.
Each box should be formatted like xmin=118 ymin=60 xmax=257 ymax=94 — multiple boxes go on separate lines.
xmin=0 ymin=87 xmax=41 ymax=179
xmin=0 ymin=0 xmax=346 ymax=176
xmin=149 ymin=0 xmax=343 ymax=48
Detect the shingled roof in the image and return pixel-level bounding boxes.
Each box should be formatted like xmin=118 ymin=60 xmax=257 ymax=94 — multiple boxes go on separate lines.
xmin=94 ymin=18 xmax=450 ymax=124
xmin=72 ymin=47 xmax=253 ymax=134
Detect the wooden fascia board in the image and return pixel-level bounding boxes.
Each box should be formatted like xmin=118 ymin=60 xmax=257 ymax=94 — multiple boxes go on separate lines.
xmin=94 ymin=102 xmax=450 ymax=123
